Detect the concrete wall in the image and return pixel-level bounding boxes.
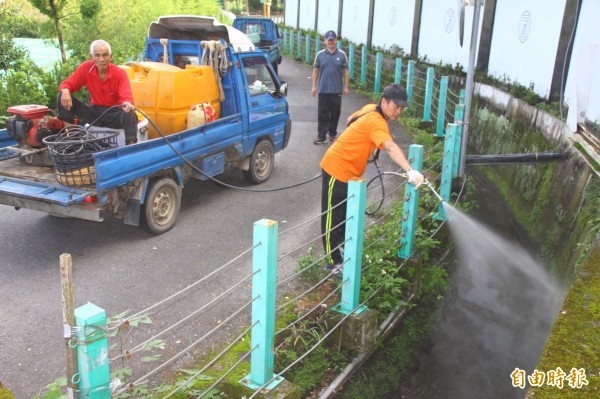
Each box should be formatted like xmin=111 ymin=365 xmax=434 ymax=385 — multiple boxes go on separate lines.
xmin=470 ymin=84 xmax=597 ymax=281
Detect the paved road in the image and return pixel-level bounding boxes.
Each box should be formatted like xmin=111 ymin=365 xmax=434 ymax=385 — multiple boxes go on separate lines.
xmin=0 ymin=56 xmax=410 ymax=398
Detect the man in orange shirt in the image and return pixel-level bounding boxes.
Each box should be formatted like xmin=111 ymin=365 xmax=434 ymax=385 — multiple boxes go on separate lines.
xmin=319 ymin=84 xmax=424 ymax=274
xmin=57 ymin=40 xmax=138 ymax=144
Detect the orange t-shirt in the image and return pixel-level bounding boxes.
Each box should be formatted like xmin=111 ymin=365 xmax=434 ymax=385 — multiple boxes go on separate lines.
xmin=320 ymin=104 xmax=391 ymax=183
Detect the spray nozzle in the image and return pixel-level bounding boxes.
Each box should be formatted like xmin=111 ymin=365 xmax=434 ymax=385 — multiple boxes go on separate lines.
xmin=423 ymin=179 xmax=445 ymax=203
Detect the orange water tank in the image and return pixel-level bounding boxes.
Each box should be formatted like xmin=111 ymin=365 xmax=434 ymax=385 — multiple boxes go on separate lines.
xmin=120 ymin=62 xmax=221 ymax=139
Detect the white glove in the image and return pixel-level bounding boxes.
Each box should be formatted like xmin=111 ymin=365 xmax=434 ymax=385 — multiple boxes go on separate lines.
xmin=406 ymin=169 xmax=424 ymax=189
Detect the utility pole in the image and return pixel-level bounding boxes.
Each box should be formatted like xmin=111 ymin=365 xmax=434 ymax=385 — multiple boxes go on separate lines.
xmin=459 ymin=0 xmax=483 ymax=177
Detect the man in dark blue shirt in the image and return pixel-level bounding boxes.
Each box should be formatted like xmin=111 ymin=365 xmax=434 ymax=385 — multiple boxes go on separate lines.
xmin=311 ymin=30 xmax=349 ymax=145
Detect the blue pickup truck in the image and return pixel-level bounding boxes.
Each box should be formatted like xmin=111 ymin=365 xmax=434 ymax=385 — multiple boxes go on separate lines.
xmin=0 ymin=16 xmax=291 ymax=234
xmin=233 ymin=17 xmax=282 ymax=74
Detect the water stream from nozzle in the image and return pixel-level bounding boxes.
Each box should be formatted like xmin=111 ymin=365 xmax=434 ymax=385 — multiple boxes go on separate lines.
xmin=401 ymin=202 xmax=563 ymax=398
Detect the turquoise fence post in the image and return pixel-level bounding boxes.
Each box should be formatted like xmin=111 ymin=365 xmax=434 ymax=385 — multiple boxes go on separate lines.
xmin=436 ymin=76 xmax=449 ymax=137
xmin=394 ymin=58 xmax=402 ymax=85
xmin=289 ymin=30 xmax=294 ymax=56
xmin=398 ymin=145 xmax=424 ymax=259
xmin=283 ymin=30 xmax=287 ymax=53
xmin=452 ymin=104 xmax=465 ymax=178
xmin=305 ymin=34 xmax=310 ymax=63
xmin=422 ymin=67 xmax=434 ymax=122
xmin=74 ymin=303 xmax=110 ymax=398
xmin=406 ymin=60 xmax=416 ymax=106
xmin=374 ymin=52 xmax=382 ymax=94
xmin=315 ymin=35 xmax=320 ymax=55
xmin=435 ymin=124 xmax=458 ymax=220
xmin=349 ymin=43 xmax=355 ymax=80
xmin=296 ymin=31 xmax=301 ymax=60
xmin=333 ymin=178 xmax=368 ymax=315
xmin=459 ymin=88 xmax=466 ymax=104
xmin=361 ymin=47 xmax=368 ymax=87
xmin=241 ymin=219 xmax=284 ymax=390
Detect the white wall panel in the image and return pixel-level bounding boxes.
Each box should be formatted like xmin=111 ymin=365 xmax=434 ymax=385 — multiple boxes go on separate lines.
xmin=317 ymin=0 xmax=340 ymax=35
xmin=566 ymin=0 xmax=600 ymax=130
xmin=340 ymin=0 xmax=370 ymax=45
xmin=372 ymin=0 xmax=416 ymax=53
xmin=299 ymin=0 xmax=317 ymax=31
xmin=488 ymin=0 xmax=566 ymax=98
xmin=284 ymin=0 xmax=299 ymax=28
xmin=418 ymin=0 xmax=477 ymax=67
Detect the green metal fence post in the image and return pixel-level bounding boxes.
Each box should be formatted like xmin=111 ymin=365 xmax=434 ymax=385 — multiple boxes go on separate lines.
xmin=394 ymin=58 xmax=402 ymax=85
xmin=459 ymin=88 xmax=466 ymax=104
xmin=452 ymin=104 xmax=465 ymax=178
xmin=283 ymin=30 xmax=288 ymax=53
xmin=361 ymin=47 xmax=368 ymax=87
xmin=374 ymin=52 xmax=383 ymax=94
xmin=316 ymin=35 xmax=321 ymax=53
xmin=406 ymin=60 xmax=416 ymax=106
xmin=349 ymin=43 xmax=355 ymax=80
xmin=435 ymin=124 xmax=458 ymax=220
xmin=296 ymin=31 xmax=301 ymax=60
xmin=398 ymin=145 xmax=424 ymax=259
xmin=422 ymin=67 xmax=434 ymax=122
xmin=333 ymin=178 xmax=368 ymax=315
xmin=436 ymin=76 xmax=449 ymax=137
xmin=305 ymin=34 xmax=310 ymax=63
xmin=289 ymin=30 xmax=294 ymax=56
xmin=241 ymin=219 xmax=284 ymax=390
xmin=74 ymin=303 xmax=110 ymax=398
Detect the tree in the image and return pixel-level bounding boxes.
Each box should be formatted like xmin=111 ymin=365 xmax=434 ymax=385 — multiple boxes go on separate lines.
xmin=28 ymin=0 xmax=69 ymax=62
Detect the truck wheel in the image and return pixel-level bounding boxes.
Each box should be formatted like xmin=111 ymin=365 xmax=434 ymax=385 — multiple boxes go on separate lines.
xmin=143 ymin=177 xmax=182 ymax=234
xmin=243 ymin=140 xmax=274 ymax=184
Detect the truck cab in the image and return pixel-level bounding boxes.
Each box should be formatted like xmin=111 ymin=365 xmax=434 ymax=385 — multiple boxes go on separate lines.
xmin=233 ymin=17 xmax=282 ymax=74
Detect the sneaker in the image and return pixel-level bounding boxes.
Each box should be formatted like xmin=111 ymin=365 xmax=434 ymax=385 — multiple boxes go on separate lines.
xmin=313 ymin=138 xmax=327 ymax=145
xmin=329 ymin=136 xmax=337 ymax=143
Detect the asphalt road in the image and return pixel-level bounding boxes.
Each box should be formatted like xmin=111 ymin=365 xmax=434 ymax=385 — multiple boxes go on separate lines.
xmin=0 ymin=56 xmax=410 ymax=398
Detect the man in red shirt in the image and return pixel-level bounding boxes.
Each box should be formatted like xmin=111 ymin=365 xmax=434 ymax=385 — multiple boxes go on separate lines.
xmin=57 ymin=40 xmax=138 ymax=144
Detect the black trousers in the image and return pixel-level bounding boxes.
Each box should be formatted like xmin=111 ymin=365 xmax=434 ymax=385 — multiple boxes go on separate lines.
xmin=321 ymin=169 xmax=348 ymax=265
xmin=56 ymin=92 xmax=138 ymax=142
xmin=317 ymin=93 xmax=342 ymax=140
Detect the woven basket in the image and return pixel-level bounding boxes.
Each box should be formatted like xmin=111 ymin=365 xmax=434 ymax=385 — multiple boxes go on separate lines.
xmin=43 ymin=130 xmax=118 ymax=186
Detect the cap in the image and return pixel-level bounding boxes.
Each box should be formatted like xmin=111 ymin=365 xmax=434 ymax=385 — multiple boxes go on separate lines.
xmin=382 ymin=83 xmax=408 ymax=107
xmin=324 ymin=30 xmax=337 ymax=40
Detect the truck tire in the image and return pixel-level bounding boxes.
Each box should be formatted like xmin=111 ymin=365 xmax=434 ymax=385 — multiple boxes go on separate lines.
xmin=243 ymin=140 xmax=274 ymax=184
xmin=142 ymin=177 xmax=182 ymax=234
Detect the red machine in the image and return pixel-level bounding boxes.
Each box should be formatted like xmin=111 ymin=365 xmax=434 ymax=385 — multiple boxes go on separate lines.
xmin=5 ymin=104 xmax=64 ymax=148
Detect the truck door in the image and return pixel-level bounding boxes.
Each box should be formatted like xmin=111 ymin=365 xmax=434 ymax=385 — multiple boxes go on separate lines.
xmin=239 ymin=55 xmax=288 ymax=152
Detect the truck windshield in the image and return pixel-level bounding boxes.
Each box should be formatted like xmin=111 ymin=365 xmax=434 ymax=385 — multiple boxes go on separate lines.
xmin=242 ymin=57 xmax=276 ymax=96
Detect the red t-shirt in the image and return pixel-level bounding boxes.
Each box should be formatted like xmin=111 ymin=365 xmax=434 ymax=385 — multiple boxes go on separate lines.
xmin=59 ymin=60 xmax=134 ymax=107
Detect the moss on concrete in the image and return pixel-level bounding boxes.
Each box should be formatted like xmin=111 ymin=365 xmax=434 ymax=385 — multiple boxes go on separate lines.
xmin=525 ymin=240 xmax=600 ymax=398
xmin=0 ymin=382 xmax=15 ymax=399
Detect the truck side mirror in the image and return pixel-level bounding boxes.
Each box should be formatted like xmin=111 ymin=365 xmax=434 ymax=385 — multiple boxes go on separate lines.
xmin=277 ymin=81 xmax=288 ymax=97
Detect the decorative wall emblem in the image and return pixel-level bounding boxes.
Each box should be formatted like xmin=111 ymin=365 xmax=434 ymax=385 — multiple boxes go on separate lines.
xmin=518 ymin=11 xmax=531 ymax=43
xmin=444 ymin=9 xmax=456 ymax=33
xmin=390 ymin=6 xmax=398 ymax=27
